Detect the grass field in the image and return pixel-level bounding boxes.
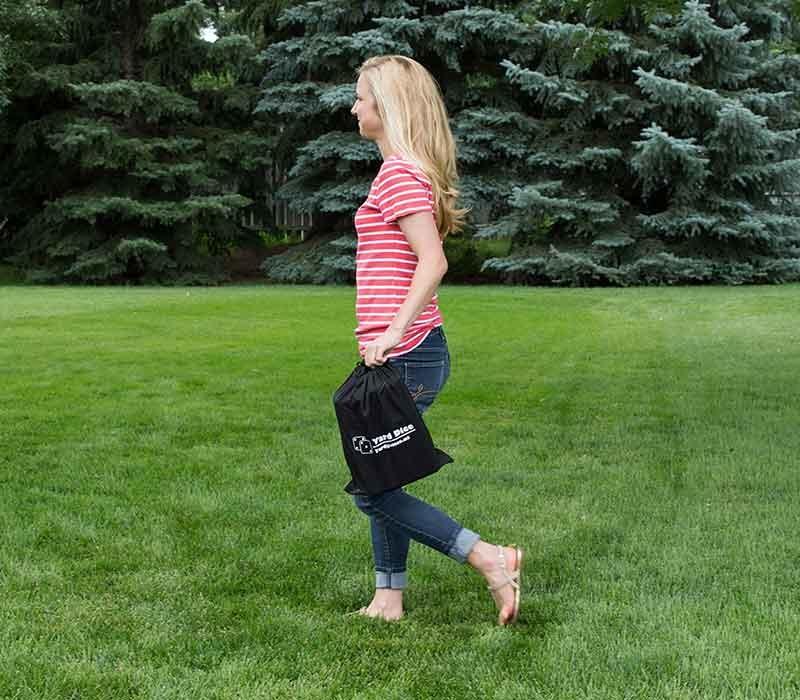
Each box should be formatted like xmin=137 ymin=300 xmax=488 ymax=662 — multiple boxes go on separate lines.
xmin=1 ymin=284 xmax=799 ymax=700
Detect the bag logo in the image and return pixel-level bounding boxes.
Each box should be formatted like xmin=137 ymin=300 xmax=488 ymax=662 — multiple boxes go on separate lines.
xmin=352 ymin=436 xmax=374 ymax=454
xmin=352 ymin=423 xmax=416 ymax=455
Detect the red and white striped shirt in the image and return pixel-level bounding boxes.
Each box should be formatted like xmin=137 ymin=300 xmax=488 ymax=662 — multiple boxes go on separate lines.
xmin=354 ymin=154 xmax=444 ymax=358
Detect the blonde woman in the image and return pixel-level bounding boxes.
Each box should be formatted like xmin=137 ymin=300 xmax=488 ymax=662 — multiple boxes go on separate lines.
xmin=348 ymin=55 xmax=523 ymax=625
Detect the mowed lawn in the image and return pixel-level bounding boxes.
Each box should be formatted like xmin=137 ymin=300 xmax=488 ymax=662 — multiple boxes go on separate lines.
xmin=1 ymin=284 xmax=799 ymax=700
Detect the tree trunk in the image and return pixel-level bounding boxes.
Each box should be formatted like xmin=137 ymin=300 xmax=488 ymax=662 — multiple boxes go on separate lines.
xmin=121 ymin=0 xmax=143 ymax=80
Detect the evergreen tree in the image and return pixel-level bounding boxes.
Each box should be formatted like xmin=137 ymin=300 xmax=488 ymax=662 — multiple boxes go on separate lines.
xmin=0 ymin=0 xmax=65 ymax=245
xmin=256 ymin=0 xmax=800 ymax=285
xmin=480 ymin=0 xmax=800 ymax=284
xmin=0 ymin=1 xmax=60 ymax=115
xmin=6 ymin=0 xmax=798 ymax=285
xmin=254 ymin=0 xmax=538 ymax=252
xmin=0 ymin=0 xmax=269 ymax=283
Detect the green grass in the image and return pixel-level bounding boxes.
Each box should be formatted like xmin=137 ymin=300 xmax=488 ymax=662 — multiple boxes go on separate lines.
xmin=1 ymin=284 xmax=799 ymax=700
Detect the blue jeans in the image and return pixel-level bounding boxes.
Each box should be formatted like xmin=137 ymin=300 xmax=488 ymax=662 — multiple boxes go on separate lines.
xmin=352 ymin=326 xmax=481 ymax=590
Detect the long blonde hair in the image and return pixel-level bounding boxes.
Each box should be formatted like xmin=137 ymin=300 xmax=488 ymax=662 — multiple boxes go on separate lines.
xmin=356 ymin=55 xmax=470 ymax=240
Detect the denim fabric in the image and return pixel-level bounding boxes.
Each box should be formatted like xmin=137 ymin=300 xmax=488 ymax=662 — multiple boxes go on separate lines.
xmin=352 ymin=326 xmax=480 ymax=589
xmin=392 ymin=325 xmax=452 ymax=415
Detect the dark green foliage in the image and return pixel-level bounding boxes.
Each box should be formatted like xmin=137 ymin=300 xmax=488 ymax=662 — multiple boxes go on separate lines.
xmin=4 ymin=0 xmax=800 ymax=286
xmin=261 ymin=234 xmax=356 ymax=283
xmin=0 ymin=1 xmax=63 ymax=114
xmin=483 ymin=248 xmax=800 ymax=285
xmin=443 ymin=237 xmax=484 ymax=282
xmin=479 ymin=0 xmax=800 ymax=286
xmin=254 ymin=0 xmax=543 ymax=238
xmin=441 ymin=236 xmax=510 ymax=283
xmin=257 ymin=0 xmax=800 ymax=286
xmin=0 ymin=0 xmax=271 ymax=283
xmin=0 ymin=263 xmax=22 ymax=284
xmin=259 ymin=231 xmax=505 ymax=284
xmin=56 ymin=237 xmax=173 ymax=284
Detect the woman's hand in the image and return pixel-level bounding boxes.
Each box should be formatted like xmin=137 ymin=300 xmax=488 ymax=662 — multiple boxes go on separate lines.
xmin=364 ymin=327 xmax=404 ymax=367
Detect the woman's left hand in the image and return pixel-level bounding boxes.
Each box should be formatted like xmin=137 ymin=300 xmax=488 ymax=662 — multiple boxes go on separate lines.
xmin=364 ymin=327 xmax=404 ymax=367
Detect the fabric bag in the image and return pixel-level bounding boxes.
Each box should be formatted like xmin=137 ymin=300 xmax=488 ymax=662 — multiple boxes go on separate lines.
xmin=333 ymin=361 xmax=452 ymax=495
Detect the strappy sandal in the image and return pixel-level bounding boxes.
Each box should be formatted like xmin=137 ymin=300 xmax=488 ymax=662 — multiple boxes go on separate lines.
xmin=487 ymin=544 xmax=523 ymax=626
xmin=345 ymin=606 xmax=404 ymax=621
xmin=345 ymin=607 xmax=369 ymax=617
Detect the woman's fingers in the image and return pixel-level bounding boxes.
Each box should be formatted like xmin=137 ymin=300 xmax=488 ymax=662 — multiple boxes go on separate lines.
xmin=365 ymin=342 xmax=386 ymax=367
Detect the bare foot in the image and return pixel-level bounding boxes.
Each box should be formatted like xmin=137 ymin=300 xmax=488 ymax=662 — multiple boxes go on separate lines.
xmin=355 ymin=589 xmax=404 ymax=621
xmin=468 ymin=541 xmax=520 ymax=625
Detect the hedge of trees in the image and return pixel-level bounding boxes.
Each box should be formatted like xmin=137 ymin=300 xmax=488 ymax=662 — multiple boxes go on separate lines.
xmin=2 ymin=0 xmax=800 ymax=285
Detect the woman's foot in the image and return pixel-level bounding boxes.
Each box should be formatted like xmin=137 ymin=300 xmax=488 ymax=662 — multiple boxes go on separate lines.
xmin=468 ymin=541 xmax=522 ymax=625
xmin=355 ymin=588 xmax=404 ymax=621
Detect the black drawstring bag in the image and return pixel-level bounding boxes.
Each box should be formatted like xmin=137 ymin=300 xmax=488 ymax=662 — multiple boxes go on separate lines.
xmin=333 ymin=361 xmax=452 ymax=495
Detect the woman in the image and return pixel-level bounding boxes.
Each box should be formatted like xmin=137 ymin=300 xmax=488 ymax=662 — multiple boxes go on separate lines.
xmin=347 ymin=55 xmax=524 ymax=626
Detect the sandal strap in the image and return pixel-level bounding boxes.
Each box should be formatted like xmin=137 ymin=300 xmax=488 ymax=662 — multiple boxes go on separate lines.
xmin=487 ymin=545 xmax=520 ymax=592
xmin=488 ymin=573 xmax=520 ymax=592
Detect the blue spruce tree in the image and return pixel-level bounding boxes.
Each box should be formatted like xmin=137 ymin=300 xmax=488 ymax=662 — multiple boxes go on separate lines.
xmin=254 ymin=0 xmax=538 ymax=281
xmin=482 ymin=0 xmax=800 ymax=284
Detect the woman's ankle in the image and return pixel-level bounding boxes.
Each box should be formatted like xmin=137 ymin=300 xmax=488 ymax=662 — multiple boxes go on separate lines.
xmin=374 ymin=588 xmax=404 ymax=604
xmin=467 ymin=540 xmax=496 ymax=573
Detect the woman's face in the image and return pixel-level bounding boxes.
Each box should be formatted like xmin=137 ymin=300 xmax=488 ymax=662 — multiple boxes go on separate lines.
xmin=351 ymin=74 xmax=383 ymax=142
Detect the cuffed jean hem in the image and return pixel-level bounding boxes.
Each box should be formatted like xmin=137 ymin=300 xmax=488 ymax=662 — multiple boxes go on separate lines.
xmin=448 ymin=528 xmax=481 ymax=564
xmin=375 ymin=571 xmax=408 ymax=589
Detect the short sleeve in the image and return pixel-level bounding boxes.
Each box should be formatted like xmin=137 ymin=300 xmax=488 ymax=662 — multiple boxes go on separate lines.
xmin=376 ymin=160 xmax=433 ymax=223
